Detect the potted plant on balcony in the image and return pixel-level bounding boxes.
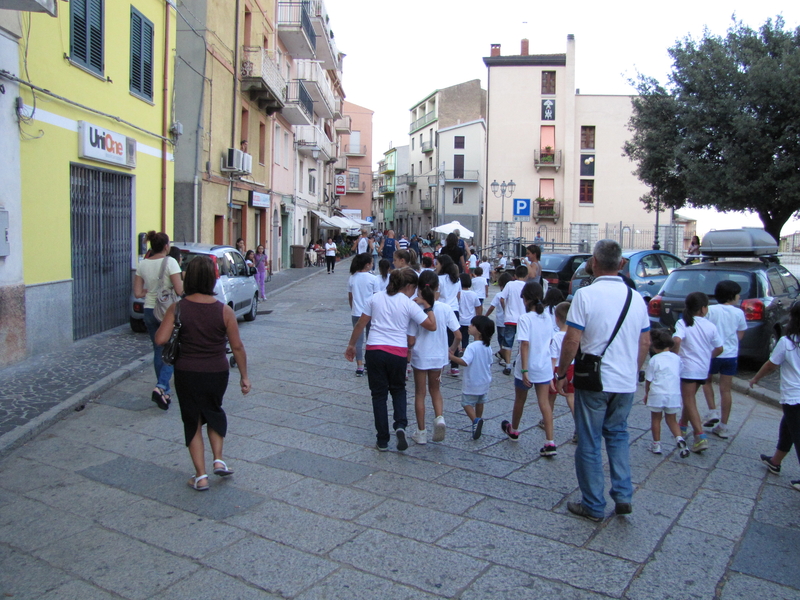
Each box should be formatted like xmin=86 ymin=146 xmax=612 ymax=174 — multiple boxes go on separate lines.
xmin=540 ymin=146 xmax=555 ymax=163
xmin=537 ymin=197 xmax=555 ymax=216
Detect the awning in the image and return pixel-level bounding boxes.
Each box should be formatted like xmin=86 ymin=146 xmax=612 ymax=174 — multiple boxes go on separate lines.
xmin=310 ymin=209 xmax=340 ymax=229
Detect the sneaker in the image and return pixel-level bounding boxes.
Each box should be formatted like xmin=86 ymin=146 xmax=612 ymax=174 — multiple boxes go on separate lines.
xmin=540 ymin=443 xmax=558 ymax=457
xmin=677 ymin=437 xmax=689 ymax=458
xmin=501 ymin=420 xmax=520 ymax=441
xmin=495 ymin=351 xmax=507 ymax=367
xmin=712 ymin=424 xmax=729 ymax=439
xmin=472 ymin=418 xmax=484 ymax=440
xmin=411 ymin=429 xmax=427 ymax=445
xmin=376 ymin=443 xmax=389 ymax=452
xmin=761 ymin=454 xmax=781 ymax=475
xmin=355 ymin=368 xmax=365 ymax=377
xmin=691 ymin=438 xmax=709 ymax=453
xmin=703 ymin=411 xmax=720 ymax=428
xmin=433 ymin=416 xmax=446 ymax=442
xmin=450 ymin=368 xmax=460 ymax=377
xmin=395 ymin=428 xmax=408 ymax=451
xmin=614 ymin=502 xmax=633 ymax=515
xmin=791 ymin=480 xmax=800 ymax=492
xmin=650 ymin=441 xmax=662 ymax=454
xmin=567 ymin=501 xmax=602 ymax=522
xmin=502 ymin=367 xmax=512 ymax=376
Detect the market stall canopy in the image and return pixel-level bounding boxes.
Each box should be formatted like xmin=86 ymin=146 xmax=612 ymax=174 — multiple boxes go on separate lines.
xmin=431 ymin=221 xmax=474 ymax=238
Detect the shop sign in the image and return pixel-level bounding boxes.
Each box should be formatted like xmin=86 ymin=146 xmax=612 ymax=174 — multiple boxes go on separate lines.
xmin=335 ymin=173 xmax=346 ymax=195
xmin=78 ymin=121 xmax=135 ymax=168
xmin=250 ymin=191 xmax=271 ymax=208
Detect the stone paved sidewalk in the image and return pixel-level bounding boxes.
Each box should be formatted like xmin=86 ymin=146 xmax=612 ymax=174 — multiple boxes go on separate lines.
xmin=0 ymin=268 xmax=798 ymax=599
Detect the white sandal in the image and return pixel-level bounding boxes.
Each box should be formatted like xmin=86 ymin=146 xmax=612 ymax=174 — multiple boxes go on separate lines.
xmin=213 ymin=459 xmax=234 ymax=476
xmin=188 ymin=474 xmax=209 ymax=491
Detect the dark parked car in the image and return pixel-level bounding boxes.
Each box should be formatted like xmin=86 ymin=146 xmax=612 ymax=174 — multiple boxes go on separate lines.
xmin=539 ymin=253 xmax=591 ymax=295
xmin=569 ymin=249 xmax=685 ymax=302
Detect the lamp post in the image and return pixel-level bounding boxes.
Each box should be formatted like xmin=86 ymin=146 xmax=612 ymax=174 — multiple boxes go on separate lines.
xmin=652 ymin=193 xmax=661 ymax=251
xmin=490 ymin=179 xmax=516 ymax=254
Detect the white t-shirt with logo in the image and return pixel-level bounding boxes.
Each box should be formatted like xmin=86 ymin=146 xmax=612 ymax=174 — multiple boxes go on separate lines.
xmin=674 ymin=316 xmax=723 ymax=379
xmin=499 ymin=280 xmax=527 ymax=325
xmin=364 ymin=291 xmax=427 ymax=348
xmin=706 ymin=304 xmax=747 ymax=359
xmin=769 ymin=336 xmax=800 ymax=404
xmin=409 ymin=301 xmax=459 ymax=370
xmin=513 ymin=310 xmax=555 ymax=384
xmin=348 ymin=271 xmax=379 ymax=317
xmin=645 ymin=351 xmax=683 ymax=410
xmin=458 ymin=289 xmax=482 ymax=326
xmin=566 ymin=276 xmax=650 ymax=393
xmin=461 ymin=340 xmax=493 ymax=395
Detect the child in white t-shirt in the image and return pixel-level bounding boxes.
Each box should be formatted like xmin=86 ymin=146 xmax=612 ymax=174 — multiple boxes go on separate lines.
xmin=701 ymin=280 xmax=747 ymax=438
xmin=645 ymin=329 xmax=689 ymax=457
xmin=479 ymin=257 xmax=492 ymax=279
xmin=673 ymin=292 xmax=723 ymax=454
xmin=449 ymin=315 xmax=495 ymax=440
xmin=472 ymin=266 xmax=489 ymax=306
xmin=409 ymin=271 xmax=461 ymax=445
xmin=468 ymin=249 xmax=478 ymax=273
xmin=458 ymin=273 xmax=483 ymax=353
xmin=750 ymin=302 xmax=800 ymax=492
xmin=548 ymin=302 xmax=577 ymax=442
xmin=485 ymin=272 xmax=512 ymax=367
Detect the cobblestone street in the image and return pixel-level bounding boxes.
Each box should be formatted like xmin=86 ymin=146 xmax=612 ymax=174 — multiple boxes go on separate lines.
xmin=0 ymin=266 xmax=798 ymax=599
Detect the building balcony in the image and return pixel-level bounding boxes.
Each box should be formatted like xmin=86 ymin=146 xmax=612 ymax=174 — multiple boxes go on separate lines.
xmin=308 ymin=1 xmax=342 ymax=71
xmin=282 ymin=80 xmax=314 ymax=125
xmin=410 ymin=111 xmax=437 ymax=134
xmin=348 ymin=180 xmax=367 ymax=193
xmin=240 ymin=47 xmax=286 ymax=114
xmin=420 ymin=191 xmax=435 ymax=210
xmin=396 ymin=175 xmax=417 ymax=186
xmin=334 ymin=115 xmax=351 ymax=134
xmin=295 ymin=124 xmax=334 ymax=161
xmin=379 ymin=161 xmax=395 ymax=174
xmin=346 ymin=144 xmax=367 ymax=157
xmin=277 ymin=2 xmax=316 ymax=59
xmin=295 ymin=59 xmax=335 ymax=118
xmin=421 ymin=141 xmax=434 ymax=153
xmin=332 ymin=155 xmax=347 ymax=172
xmin=534 ymin=149 xmax=562 ymax=171
xmin=333 ymin=97 xmax=343 ymax=119
xmin=379 ymin=181 xmax=396 ymax=194
xmin=534 ymin=199 xmax=561 ymax=224
xmin=444 ymin=170 xmax=480 ymax=183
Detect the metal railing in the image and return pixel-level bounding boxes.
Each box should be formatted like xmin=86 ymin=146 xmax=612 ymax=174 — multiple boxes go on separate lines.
xmin=240 ymin=47 xmax=286 ymax=101
xmin=295 ymin=124 xmax=334 ymax=159
xmin=534 ymin=149 xmax=562 ymax=170
xmin=444 ymin=170 xmax=480 ymax=181
xmin=410 ymin=111 xmax=436 ymax=133
xmin=285 ymin=80 xmax=313 ymax=121
xmin=295 ymin=59 xmax=335 ymax=115
xmin=421 ymin=140 xmax=434 ymax=153
xmin=348 ymin=180 xmax=367 ymax=192
xmin=345 ymin=144 xmax=367 ymax=156
xmin=379 ymin=161 xmax=395 ymax=173
xmin=395 ymin=174 xmax=417 ymax=186
xmin=420 ymin=194 xmax=434 ymax=210
xmin=334 ymin=115 xmax=351 ymax=132
xmin=277 ymin=2 xmax=316 ymax=52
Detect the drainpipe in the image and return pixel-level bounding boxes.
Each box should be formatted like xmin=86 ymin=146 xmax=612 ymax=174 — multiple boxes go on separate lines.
xmin=161 ymin=1 xmax=173 ymax=232
xmin=229 ymin=0 xmax=241 ymax=244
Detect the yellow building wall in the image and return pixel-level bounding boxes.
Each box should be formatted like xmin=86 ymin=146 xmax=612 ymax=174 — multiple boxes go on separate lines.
xmin=18 ymin=1 xmax=176 ymax=285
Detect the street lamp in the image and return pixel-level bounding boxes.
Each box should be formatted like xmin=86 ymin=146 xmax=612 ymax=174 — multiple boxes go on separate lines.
xmin=652 ymin=193 xmax=662 ymax=251
xmin=491 ymin=179 xmax=516 ymax=253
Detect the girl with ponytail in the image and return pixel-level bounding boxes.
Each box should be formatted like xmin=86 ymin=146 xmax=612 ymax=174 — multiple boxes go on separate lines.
xmin=408 ymin=271 xmax=461 ymax=445
xmin=436 ymin=254 xmax=462 ymax=376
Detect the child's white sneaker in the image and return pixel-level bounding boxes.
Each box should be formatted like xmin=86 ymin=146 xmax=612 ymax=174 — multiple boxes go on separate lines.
xmin=432 ymin=416 xmax=446 ymax=442
xmin=712 ymin=423 xmax=729 ymax=439
xmin=650 ymin=441 xmax=662 ymax=454
xmin=703 ymin=410 xmax=720 ymax=428
xmin=411 ymin=429 xmax=427 ymax=445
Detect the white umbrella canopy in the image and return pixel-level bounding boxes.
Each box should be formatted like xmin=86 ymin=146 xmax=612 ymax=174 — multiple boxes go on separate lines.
xmin=431 ymin=220 xmax=474 ymax=238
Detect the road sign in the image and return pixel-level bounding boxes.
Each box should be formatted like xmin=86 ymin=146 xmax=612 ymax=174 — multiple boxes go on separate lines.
xmin=513 ymin=198 xmax=530 ymax=222
xmin=335 ymin=174 xmax=346 ymax=195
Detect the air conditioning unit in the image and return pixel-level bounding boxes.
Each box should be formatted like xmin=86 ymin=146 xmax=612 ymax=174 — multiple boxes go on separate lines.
xmin=222 ymin=148 xmax=253 ymax=174
xmin=240 ymin=152 xmax=253 ymax=174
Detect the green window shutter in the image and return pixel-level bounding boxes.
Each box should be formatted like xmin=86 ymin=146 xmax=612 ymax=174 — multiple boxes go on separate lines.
xmin=70 ymin=0 xmax=88 ymax=64
xmin=130 ymin=7 xmax=154 ymax=100
xmin=87 ymin=0 xmax=103 ymax=73
xmin=70 ymin=0 xmax=103 ymax=75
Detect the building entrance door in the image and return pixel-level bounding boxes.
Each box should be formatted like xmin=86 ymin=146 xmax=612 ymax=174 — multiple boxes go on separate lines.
xmin=70 ymin=165 xmax=132 ymax=340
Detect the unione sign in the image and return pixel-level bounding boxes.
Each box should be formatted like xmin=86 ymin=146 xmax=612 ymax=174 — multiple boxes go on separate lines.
xmin=78 ymin=121 xmax=135 ymax=168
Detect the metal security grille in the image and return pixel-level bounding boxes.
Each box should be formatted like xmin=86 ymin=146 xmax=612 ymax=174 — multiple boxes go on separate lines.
xmin=70 ymin=165 xmax=132 ymax=340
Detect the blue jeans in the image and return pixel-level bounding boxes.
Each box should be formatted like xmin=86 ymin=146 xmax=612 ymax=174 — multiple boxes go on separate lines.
xmin=351 ymin=315 xmax=371 ymax=363
xmin=573 ymin=389 xmax=634 ymax=517
xmin=143 ymin=308 xmax=173 ymax=395
xmin=365 ymin=349 xmax=408 ymax=445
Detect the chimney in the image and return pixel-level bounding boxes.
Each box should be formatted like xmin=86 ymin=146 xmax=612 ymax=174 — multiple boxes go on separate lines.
xmin=521 ymin=39 xmax=529 ymax=56
xmin=490 ymin=44 xmax=501 ymax=57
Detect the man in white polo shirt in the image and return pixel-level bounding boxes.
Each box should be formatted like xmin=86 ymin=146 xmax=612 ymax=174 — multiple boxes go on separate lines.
xmin=556 ymin=240 xmax=650 ymax=521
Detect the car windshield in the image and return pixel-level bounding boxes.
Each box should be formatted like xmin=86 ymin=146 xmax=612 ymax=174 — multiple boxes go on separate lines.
xmin=660 ymin=269 xmax=755 ymax=300
xmin=539 ymin=255 xmax=569 ymax=270
xmin=179 ymin=251 xmax=218 ymax=273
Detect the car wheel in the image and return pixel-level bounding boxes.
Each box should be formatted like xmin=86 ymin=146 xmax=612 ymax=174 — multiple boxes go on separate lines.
xmin=243 ymin=293 xmax=258 ymax=321
xmin=130 ymin=317 xmax=147 ymax=333
xmin=229 ymin=355 xmax=237 ymax=368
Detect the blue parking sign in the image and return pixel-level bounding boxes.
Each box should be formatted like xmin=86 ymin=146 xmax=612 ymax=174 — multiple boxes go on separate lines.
xmin=513 ymin=198 xmax=530 ymax=222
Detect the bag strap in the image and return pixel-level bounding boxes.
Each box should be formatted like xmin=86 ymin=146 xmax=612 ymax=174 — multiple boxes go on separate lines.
xmin=601 ymin=286 xmax=633 ymax=357
xmin=173 ymin=300 xmax=181 ymax=328
xmin=157 ymin=256 xmax=170 ymax=290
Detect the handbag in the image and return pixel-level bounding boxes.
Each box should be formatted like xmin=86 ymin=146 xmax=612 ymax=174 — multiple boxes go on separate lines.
xmin=161 ymin=300 xmax=181 ymax=366
xmin=153 ymin=256 xmax=180 ymax=322
xmin=573 ymin=287 xmax=633 ymax=392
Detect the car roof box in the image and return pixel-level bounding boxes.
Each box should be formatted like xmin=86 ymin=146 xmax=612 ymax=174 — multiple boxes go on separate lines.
xmin=701 ymin=228 xmax=778 ymax=257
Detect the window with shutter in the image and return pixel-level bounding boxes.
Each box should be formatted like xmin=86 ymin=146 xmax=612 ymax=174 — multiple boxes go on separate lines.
xmin=70 ymin=0 xmax=104 ymax=76
xmin=130 ymin=7 xmax=155 ymax=100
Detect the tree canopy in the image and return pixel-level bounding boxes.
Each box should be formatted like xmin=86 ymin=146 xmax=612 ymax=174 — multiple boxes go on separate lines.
xmin=624 ymin=17 xmax=800 ymax=241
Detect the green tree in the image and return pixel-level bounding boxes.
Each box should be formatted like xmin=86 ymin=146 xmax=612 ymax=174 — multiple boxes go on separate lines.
xmin=624 ymin=17 xmax=800 ymax=241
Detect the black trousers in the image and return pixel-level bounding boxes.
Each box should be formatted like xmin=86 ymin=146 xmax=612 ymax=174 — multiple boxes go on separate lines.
xmin=776 ymin=403 xmax=800 ymax=465
xmin=365 ymin=349 xmax=407 ymax=445
xmin=325 ymin=255 xmax=336 ymax=272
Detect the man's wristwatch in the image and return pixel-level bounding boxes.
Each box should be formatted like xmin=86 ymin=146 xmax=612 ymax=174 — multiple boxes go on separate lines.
xmin=556 ymin=373 xmax=568 ymax=381
xmin=423 ymin=307 xmax=433 ymax=313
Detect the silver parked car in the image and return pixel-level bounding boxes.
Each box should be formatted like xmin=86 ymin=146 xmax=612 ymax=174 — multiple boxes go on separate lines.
xmin=130 ymin=243 xmax=259 ymax=332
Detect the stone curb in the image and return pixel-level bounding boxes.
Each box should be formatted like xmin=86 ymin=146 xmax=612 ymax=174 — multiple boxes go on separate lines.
xmin=0 ymin=264 xmax=333 ymax=458
xmin=731 ymin=376 xmax=781 ymax=410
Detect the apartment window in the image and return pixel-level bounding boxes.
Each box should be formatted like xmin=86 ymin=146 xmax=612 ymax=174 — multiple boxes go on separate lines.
xmin=130 ymin=7 xmax=153 ymax=99
xmin=428 ymin=157 xmax=433 ymax=171
xmin=71 ymin=0 xmax=104 ymax=76
xmin=240 ymin=108 xmax=249 ymax=149
xmin=419 ymin=161 xmax=422 ymax=174
xmin=411 ymin=138 xmax=415 ymax=150
xmin=453 ymin=188 xmax=464 ymax=204
xmin=580 ymin=154 xmax=595 ymax=176
xmin=410 ymin=164 xmax=414 ymax=177
xmin=454 ymin=136 xmax=465 ymax=149
xmin=274 ymin=125 xmax=281 ymax=164
xmin=542 ymin=71 xmax=556 ymax=95
xmin=419 ymin=134 xmax=423 ymax=146
xmin=453 ymin=155 xmax=465 ymax=179
xmin=581 ymin=126 xmax=596 ymax=150
xmin=348 ymin=167 xmax=359 ymax=189
xmin=258 ymin=121 xmax=266 ymax=165
xmin=283 ymin=133 xmax=289 ymax=166
xmin=580 ymin=180 xmax=594 ymax=204
xmin=308 ymin=170 xmax=316 ymax=194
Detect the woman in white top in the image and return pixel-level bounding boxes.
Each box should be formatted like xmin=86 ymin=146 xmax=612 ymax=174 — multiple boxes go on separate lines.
xmin=409 ymin=271 xmax=461 ymax=445
xmin=346 ymin=268 xmax=436 ymax=451
xmin=133 ymin=231 xmax=184 ymax=410
xmin=324 ymin=237 xmax=337 ymax=274
xmin=348 ymin=253 xmax=379 ymax=377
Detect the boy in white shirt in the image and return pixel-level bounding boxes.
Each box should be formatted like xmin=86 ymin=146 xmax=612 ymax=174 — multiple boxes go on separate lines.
xmin=450 ymin=316 xmax=495 ymax=439
xmin=497 ymin=265 xmax=528 ymax=375
xmin=458 ymin=273 xmax=483 ymax=355
xmin=479 ymin=256 xmax=492 ymax=278
xmin=471 ymin=267 xmax=489 ymax=306
xmin=485 ymin=272 xmax=512 ymax=367
xmin=701 ymin=280 xmax=747 ymax=438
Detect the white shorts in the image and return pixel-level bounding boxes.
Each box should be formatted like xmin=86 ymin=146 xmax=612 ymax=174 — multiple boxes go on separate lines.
xmin=648 ymin=405 xmax=680 ymax=415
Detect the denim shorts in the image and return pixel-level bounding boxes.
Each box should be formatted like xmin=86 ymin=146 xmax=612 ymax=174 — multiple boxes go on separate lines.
xmin=708 ymin=357 xmax=737 ymax=376
xmin=500 ymin=324 xmax=517 ymax=348
xmin=461 ymin=393 xmax=486 ymax=407
xmin=496 ymin=326 xmax=506 ymax=348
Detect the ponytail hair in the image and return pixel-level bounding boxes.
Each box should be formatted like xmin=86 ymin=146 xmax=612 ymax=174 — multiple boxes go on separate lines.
xmin=350 ymin=252 xmax=372 ymax=274
xmin=683 ymin=291 xmax=709 ymax=327
xmin=437 ymin=254 xmax=459 ymax=283
xmin=521 ymin=281 xmax=545 ymax=315
xmin=378 ymin=258 xmax=391 ymax=281
xmin=543 ymin=288 xmax=564 ymax=314
xmin=146 ymin=230 xmax=170 ymax=254
xmin=386 ymin=267 xmax=418 ymax=296
xmin=417 ymin=270 xmax=437 ymax=307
